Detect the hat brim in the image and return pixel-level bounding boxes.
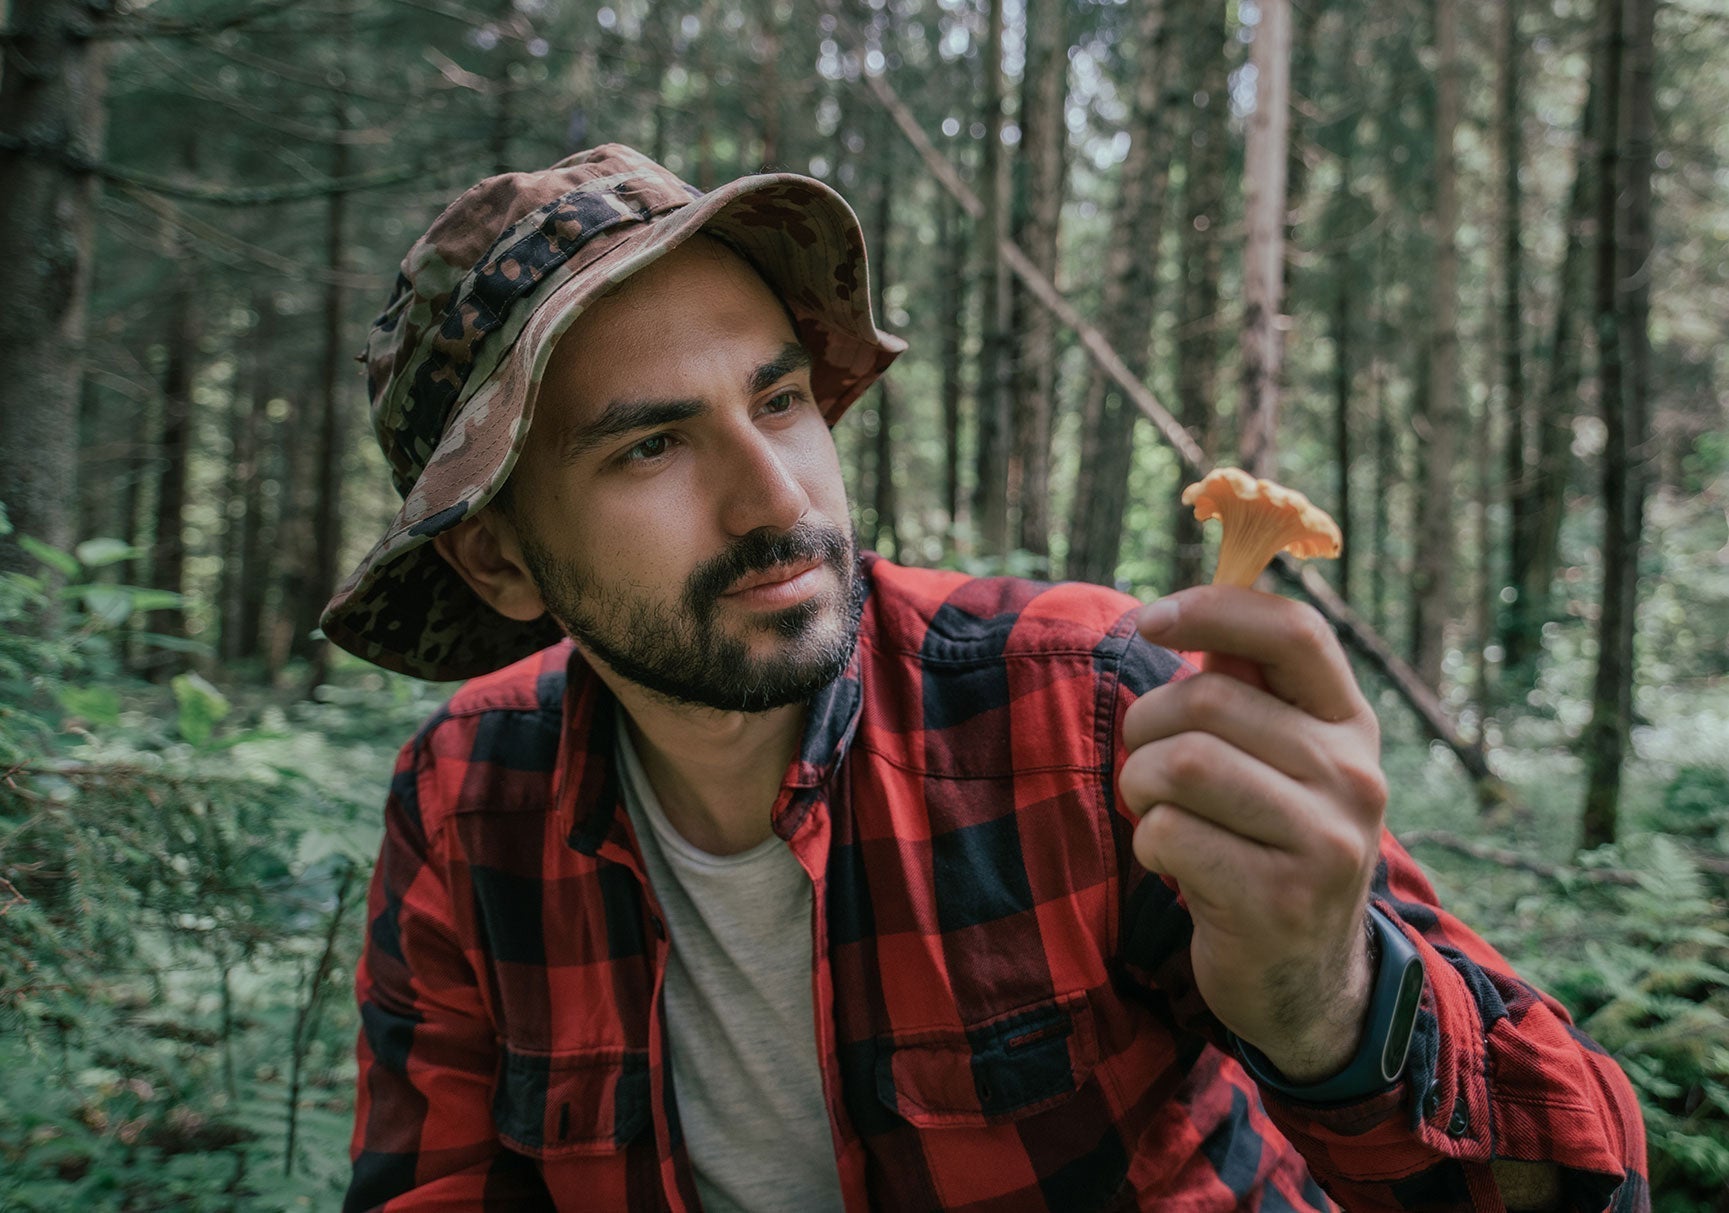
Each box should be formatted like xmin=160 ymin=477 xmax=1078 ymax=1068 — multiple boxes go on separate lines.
xmin=321 ymin=172 xmax=904 ymax=682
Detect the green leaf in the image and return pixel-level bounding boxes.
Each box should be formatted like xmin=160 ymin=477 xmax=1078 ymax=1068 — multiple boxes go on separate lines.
xmin=71 ymin=539 xmax=140 ymax=569
xmin=66 ymin=584 xmax=134 ymax=627
xmin=56 ymin=685 xmax=122 ymax=726
xmin=120 ymin=588 xmax=185 ymax=613
xmin=134 ymin=632 xmax=213 ymax=656
xmin=17 ymin=536 xmax=78 ymax=579
xmin=171 ymin=672 xmax=230 ymax=747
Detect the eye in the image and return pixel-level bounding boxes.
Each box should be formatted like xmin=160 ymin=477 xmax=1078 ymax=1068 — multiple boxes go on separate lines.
xmin=762 ymin=389 xmax=808 ymax=416
xmin=621 ymin=433 xmax=675 ymax=464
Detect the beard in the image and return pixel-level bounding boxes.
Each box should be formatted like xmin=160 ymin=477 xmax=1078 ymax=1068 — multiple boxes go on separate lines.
xmin=516 ymin=518 xmax=865 ymax=713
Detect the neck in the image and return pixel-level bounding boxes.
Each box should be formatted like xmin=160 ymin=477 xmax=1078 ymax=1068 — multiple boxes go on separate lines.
xmin=607 ymin=678 xmax=806 ymax=856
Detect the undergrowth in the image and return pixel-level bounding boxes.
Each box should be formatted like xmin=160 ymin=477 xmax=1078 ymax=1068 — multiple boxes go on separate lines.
xmin=2 ymin=507 xmax=1726 ymax=1209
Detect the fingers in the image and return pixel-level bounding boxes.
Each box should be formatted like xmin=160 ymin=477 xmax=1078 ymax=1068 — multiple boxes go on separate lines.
xmin=1137 ymin=586 xmax=1368 ymax=725
xmin=1118 ymin=730 xmax=1334 ymax=853
xmin=1132 ymin=801 xmax=1274 ymax=907
xmin=1123 ymin=670 xmax=1340 ymax=784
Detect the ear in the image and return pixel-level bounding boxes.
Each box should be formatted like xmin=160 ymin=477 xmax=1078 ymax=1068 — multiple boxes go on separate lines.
xmin=432 ymin=509 xmax=547 ymax=623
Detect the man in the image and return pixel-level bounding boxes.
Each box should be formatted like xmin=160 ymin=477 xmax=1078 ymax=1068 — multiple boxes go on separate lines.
xmin=326 ymin=144 xmax=1646 ymax=1211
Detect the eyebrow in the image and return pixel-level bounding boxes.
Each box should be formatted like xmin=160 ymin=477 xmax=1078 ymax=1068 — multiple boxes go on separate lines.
xmin=558 ymin=342 xmax=815 ymax=459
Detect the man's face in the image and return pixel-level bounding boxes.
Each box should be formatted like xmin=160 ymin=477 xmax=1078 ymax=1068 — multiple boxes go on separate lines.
xmin=501 ymin=237 xmax=862 ymax=713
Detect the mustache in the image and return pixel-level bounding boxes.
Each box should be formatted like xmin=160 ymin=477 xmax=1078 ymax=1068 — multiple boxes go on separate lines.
xmin=684 ymin=522 xmax=853 ymax=614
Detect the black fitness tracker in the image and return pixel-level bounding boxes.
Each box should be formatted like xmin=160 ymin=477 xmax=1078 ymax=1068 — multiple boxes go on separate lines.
xmin=1230 ymin=903 xmax=1426 ymax=1104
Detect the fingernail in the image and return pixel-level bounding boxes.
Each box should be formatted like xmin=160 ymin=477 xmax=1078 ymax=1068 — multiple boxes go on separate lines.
xmin=1139 ymin=598 xmax=1178 ymax=634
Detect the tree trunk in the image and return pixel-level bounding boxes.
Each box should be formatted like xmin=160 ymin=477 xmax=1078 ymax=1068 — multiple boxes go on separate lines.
xmin=1331 ymin=256 xmax=1353 ymax=605
xmin=1516 ymin=57 xmax=1602 ymax=687
xmin=1172 ymin=9 xmax=1232 ymax=590
xmin=225 ymin=290 xmax=275 ymax=663
xmin=1369 ymin=228 xmax=1394 ymax=633
xmin=488 ymin=0 xmax=516 ymax=174
xmin=1581 ymin=0 xmax=1652 ymax=851
xmin=1410 ymin=0 xmax=1461 ymax=691
xmin=299 ymin=101 xmax=351 ymax=689
xmin=1495 ymin=0 xmax=1534 ymax=677
xmin=938 ymin=193 xmax=965 ymax=544
xmin=1239 ymin=0 xmax=1292 ymax=479
xmin=1473 ymin=326 xmax=1496 ymax=737
xmin=0 ymin=0 xmax=110 ymax=578
xmin=971 ymin=0 xmax=1012 ymax=559
xmin=646 ymin=0 xmax=673 ymax=164
xmin=146 ymin=253 xmax=197 ymax=675
xmin=1065 ymin=0 xmax=1171 ymax=587
xmin=1008 ymin=0 xmax=1065 ymax=567
xmin=869 ymin=104 xmax=896 ymax=557
xmin=751 ymin=0 xmax=782 ymax=168
xmin=696 ymin=0 xmax=717 ymax=189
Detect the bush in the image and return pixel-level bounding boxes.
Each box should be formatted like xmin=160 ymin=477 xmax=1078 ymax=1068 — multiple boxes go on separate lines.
xmin=0 ymin=516 xmax=375 ymax=1210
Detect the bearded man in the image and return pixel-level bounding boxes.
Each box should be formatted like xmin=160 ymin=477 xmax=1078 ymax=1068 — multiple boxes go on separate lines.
xmin=327 ymin=145 xmax=1645 ymax=1212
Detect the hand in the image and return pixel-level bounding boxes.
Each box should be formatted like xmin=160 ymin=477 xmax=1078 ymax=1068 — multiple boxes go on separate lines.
xmin=1121 ymin=585 xmax=1388 ymax=1082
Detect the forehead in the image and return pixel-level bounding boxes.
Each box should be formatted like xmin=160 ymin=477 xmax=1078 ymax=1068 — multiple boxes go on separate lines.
xmin=524 ymin=239 xmax=807 ymax=437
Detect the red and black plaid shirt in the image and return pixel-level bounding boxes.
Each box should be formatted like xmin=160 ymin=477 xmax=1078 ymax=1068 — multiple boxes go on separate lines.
xmin=348 ymin=555 xmax=1647 ymax=1212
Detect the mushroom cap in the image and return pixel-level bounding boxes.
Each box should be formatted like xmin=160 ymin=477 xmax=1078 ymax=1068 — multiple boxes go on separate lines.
xmin=1181 ymin=467 xmax=1342 ymax=587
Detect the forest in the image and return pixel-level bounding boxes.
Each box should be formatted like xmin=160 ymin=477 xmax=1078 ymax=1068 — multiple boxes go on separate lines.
xmin=0 ymin=0 xmax=1725 ymax=1207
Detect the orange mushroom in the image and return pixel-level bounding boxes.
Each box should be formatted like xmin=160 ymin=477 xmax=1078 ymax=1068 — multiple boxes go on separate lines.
xmin=1181 ymin=467 xmax=1342 ymax=588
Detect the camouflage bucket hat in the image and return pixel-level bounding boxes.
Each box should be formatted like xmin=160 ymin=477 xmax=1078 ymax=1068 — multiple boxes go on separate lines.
xmin=321 ymin=143 xmax=906 ymax=682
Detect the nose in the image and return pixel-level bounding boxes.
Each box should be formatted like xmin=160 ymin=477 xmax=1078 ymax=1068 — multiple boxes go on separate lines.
xmin=716 ymin=425 xmax=811 ymax=537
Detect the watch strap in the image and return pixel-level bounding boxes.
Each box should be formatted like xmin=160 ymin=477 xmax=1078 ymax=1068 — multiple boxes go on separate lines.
xmin=1230 ymin=903 xmax=1427 ymax=1105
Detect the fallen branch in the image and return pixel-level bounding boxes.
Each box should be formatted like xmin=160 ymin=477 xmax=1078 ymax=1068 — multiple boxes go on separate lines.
xmin=855 ymin=56 xmax=1510 ymax=807
xmin=283 ymin=861 xmax=360 ymax=1177
xmin=1400 ymin=828 xmax=1729 ymax=885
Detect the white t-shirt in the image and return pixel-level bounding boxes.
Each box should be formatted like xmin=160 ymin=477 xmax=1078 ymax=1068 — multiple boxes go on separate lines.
xmin=615 ymin=727 xmax=845 ymax=1213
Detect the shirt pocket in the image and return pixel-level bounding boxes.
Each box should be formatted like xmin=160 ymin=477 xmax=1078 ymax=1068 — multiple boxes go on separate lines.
xmin=876 ymin=990 xmax=1099 ymax=1128
xmin=494 ymin=1044 xmax=651 ymax=1158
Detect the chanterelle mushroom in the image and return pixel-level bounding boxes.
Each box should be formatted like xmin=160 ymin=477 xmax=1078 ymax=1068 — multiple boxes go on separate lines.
xmin=1181 ymin=467 xmax=1342 ymax=588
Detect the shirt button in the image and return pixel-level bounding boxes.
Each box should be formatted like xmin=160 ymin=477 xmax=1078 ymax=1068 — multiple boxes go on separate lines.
xmin=1447 ymin=1098 xmax=1470 ymax=1137
xmin=1422 ymin=1084 xmax=1443 ymax=1119
xmin=651 ymin=917 xmax=666 ymax=939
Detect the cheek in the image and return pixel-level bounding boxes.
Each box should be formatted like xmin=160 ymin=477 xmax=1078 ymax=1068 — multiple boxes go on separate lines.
xmin=795 ymin=423 xmax=849 ymax=516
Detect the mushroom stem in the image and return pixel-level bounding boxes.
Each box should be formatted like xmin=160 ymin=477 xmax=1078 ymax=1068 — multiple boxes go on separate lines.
xmin=1181 ymin=468 xmax=1342 ymax=588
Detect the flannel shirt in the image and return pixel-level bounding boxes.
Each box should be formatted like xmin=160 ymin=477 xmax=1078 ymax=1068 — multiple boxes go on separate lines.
xmin=347 ymin=555 xmax=1648 ymax=1212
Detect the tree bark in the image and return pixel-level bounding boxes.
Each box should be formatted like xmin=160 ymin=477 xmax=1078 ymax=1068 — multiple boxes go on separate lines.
xmin=145 ymin=245 xmax=197 ymax=674
xmin=645 ymin=0 xmax=673 ymax=164
xmin=1410 ymin=0 xmax=1461 ymax=691
xmin=1581 ymin=0 xmax=1652 ymax=852
xmin=487 ymin=0 xmax=517 ymax=174
xmin=938 ymin=193 xmax=965 ymax=544
xmin=1172 ymin=9 xmax=1231 ymax=590
xmin=299 ymin=97 xmax=351 ymax=689
xmin=1516 ymin=55 xmax=1602 ymax=687
xmin=1331 ymin=252 xmax=1353 ymax=605
xmin=751 ymin=0 xmax=782 ymax=168
xmin=1370 ymin=224 xmax=1394 ymax=632
xmin=869 ymin=102 xmax=896 ymax=557
xmin=1066 ymin=0 xmax=1171 ymax=587
xmin=1008 ymin=0 xmax=1066 ymax=566
xmin=224 ymin=290 xmax=275 ymax=663
xmin=0 ymin=0 xmax=110 ymax=578
xmin=1495 ymin=0 xmax=1534 ymax=676
xmin=971 ymin=0 xmax=1012 ymax=559
xmin=1239 ymin=0 xmax=1292 ymax=479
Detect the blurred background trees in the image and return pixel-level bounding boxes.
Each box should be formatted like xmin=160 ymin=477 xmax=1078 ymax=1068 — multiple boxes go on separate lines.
xmin=1 ymin=0 xmax=1715 ymax=833
xmin=2 ymin=0 xmax=1727 ymax=1205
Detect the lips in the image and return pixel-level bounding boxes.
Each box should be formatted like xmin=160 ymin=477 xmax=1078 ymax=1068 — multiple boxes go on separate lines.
xmin=722 ymin=557 xmax=825 ymax=596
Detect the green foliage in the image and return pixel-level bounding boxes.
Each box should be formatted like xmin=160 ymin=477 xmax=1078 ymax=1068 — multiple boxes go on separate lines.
xmin=1398 ymin=743 xmax=1729 ymax=1211
xmin=0 ymin=531 xmax=410 ymax=1209
xmin=1538 ymin=838 xmax=1729 ymax=1203
xmin=171 ymin=673 xmax=231 ymax=748
xmin=1656 ymin=766 xmax=1729 ymax=847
